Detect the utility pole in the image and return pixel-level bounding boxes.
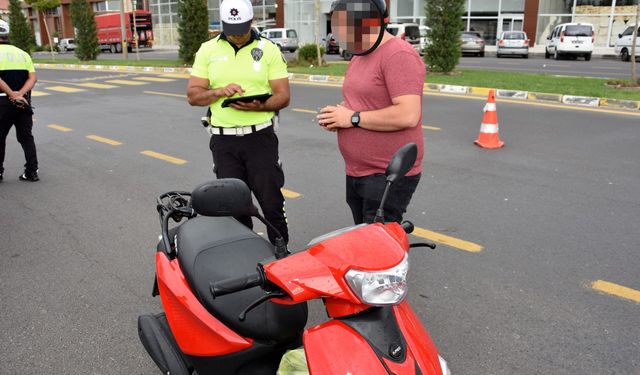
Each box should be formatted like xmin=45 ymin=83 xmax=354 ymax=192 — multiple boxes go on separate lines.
xmin=132 ymin=0 xmax=140 ymax=61
xmin=315 ymin=0 xmax=322 ymax=67
xmin=631 ymin=3 xmax=639 ymax=84
xmin=119 ymin=0 xmax=128 ymax=59
xmin=262 ymin=0 xmax=266 ymax=28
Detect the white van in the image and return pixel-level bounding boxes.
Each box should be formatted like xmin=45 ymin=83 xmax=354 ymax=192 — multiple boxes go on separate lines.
xmin=260 ymin=28 xmax=299 ymax=52
xmin=545 ymin=23 xmax=594 ymax=61
xmin=419 ymin=26 xmax=431 ymax=55
xmin=386 ymin=23 xmax=421 ymax=54
xmin=614 ymin=25 xmax=640 ymax=62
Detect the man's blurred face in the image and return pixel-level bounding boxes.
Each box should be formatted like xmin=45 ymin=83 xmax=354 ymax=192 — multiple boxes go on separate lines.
xmin=331 ymin=2 xmax=383 ymax=55
xmin=226 ymin=31 xmax=252 ymax=47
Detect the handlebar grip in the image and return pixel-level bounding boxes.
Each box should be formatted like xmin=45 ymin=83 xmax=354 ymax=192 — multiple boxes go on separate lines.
xmin=401 ymin=220 xmax=414 ymax=234
xmin=210 ymin=273 xmax=262 ymax=299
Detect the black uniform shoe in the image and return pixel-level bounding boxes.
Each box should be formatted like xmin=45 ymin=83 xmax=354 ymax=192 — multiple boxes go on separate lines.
xmin=19 ymin=171 xmax=39 ymax=182
xmin=0 ymin=172 xmax=3 ymax=182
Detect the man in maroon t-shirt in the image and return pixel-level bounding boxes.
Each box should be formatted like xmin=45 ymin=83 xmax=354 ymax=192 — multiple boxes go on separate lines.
xmin=317 ymin=0 xmax=425 ymax=224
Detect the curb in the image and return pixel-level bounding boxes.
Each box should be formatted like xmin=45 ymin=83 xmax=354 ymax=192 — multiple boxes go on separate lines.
xmin=34 ymin=63 xmax=640 ymax=112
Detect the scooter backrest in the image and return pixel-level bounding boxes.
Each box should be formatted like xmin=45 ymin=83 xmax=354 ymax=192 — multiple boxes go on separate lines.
xmin=385 ymin=143 xmax=417 ymax=183
xmin=191 ymin=179 xmax=259 ymax=217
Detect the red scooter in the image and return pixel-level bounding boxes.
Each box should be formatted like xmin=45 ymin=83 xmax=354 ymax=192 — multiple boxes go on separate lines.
xmin=138 ymin=143 xmax=452 ymax=374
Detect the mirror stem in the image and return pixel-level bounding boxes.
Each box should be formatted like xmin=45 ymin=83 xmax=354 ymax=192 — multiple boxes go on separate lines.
xmin=374 ymin=180 xmax=393 ymax=223
xmin=254 ymin=214 xmax=289 ymax=258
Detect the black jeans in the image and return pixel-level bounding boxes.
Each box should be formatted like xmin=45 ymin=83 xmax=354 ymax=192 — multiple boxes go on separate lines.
xmin=209 ymin=125 xmax=288 ymax=244
xmin=0 ymin=105 xmax=38 ymax=175
xmin=346 ymin=173 xmax=421 ymax=224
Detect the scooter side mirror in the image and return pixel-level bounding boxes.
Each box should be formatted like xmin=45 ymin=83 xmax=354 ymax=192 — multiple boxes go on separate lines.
xmin=385 ymin=143 xmax=418 ymax=183
xmin=191 ymin=179 xmax=259 ymax=217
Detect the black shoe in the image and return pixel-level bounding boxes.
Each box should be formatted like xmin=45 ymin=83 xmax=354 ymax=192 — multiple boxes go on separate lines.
xmin=19 ymin=170 xmax=39 ymax=182
xmin=0 ymin=172 xmax=3 ymax=182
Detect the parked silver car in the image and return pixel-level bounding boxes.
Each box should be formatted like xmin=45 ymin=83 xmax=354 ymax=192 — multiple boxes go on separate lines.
xmin=460 ymin=31 xmax=485 ymax=57
xmin=496 ymin=31 xmax=529 ymax=58
xmin=58 ymin=38 xmax=76 ymax=52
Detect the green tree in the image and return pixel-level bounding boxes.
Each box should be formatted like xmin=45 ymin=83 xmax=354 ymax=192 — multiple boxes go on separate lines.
xmin=424 ymin=0 xmax=465 ymax=73
xmin=8 ymin=0 xmax=36 ymax=53
xmin=177 ymin=0 xmax=209 ymax=65
xmin=25 ymin=0 xmax=61 ymax=57
xmin=70 ymin=0 xmax=100 ymax=60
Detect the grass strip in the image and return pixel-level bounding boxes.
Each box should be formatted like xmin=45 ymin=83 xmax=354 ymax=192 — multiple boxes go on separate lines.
xmin=288 ymin=65 xmax=640 ymax=101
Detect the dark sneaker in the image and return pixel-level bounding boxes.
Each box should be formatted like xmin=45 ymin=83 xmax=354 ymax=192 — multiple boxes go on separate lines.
xmin=19 ymin=171 xmax=39 ymax=182
xmin=0 ymin=172 xmax=3 ymax=182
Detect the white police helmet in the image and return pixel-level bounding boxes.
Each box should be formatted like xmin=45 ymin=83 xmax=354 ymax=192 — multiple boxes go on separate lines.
xmin=0 ymin=20 xmax=9 ymax=39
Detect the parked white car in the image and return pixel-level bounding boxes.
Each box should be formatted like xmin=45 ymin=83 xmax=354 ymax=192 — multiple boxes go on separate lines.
xmin=58 ymin=38 xmax=76 ymax=52
xmin=419 ymin=26 xmax=431 ymax=55
xmin=545 ymin=23 xmax=594 ymax=61
xmin=497 ymin=31 xmax=529 ymax=58
xmin=260 ymin=28 xmax=299 ymax=52
xmin=386 ymin=23 xmax=421 ymax=55
xmin=614 ymin=25 xmax=640 ymax=62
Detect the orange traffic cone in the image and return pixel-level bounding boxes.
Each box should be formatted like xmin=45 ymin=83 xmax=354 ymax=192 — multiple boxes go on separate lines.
xmin=474 ymin=90 xmax=504 ymax=149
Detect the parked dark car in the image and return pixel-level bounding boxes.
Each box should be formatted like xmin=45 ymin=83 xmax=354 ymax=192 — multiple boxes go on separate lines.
xmin=324 ymin=33 xmax=340 ymax=54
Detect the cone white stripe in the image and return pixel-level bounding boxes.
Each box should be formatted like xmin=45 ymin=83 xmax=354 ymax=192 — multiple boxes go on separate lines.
xmin=483 ymin=103 xmax=496 ymax=112
xmin=480 ymin=123 xmax=499 ymax=134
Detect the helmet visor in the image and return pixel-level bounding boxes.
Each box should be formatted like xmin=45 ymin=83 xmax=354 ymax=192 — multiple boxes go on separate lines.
xmin=331 ymin=0 xmax=385 ymax=56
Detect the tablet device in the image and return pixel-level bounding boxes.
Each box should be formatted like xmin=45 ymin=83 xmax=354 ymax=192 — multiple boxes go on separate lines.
xmin=221 ymin=93 xmax=272 ymax=108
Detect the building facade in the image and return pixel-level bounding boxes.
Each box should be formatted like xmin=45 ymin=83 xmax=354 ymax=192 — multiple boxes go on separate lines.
xmin=279 ymin=0 xmax=638 ymax=48
xmin=22 ymin=0 xmax=147 ymax=47
xmin=19 ymin=0 xmax=639 ymax=49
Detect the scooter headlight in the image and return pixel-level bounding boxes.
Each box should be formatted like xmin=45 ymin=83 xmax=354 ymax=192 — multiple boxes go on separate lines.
xmin=345 ymin=253 xmax=409 ymax=305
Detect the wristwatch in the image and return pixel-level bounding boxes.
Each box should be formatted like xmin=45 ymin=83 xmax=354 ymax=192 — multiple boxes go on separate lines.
xmin=351 ymin=111 xmax=361 ymax=128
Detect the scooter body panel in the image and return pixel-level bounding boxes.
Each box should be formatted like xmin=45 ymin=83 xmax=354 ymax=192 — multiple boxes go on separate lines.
xmin=304 ymin=320 xmax=391 ymax=374
xmin=303 ymin=303 xmax=443 ymax=375
xmin=156 ymin=252 xmax=252 ymax=356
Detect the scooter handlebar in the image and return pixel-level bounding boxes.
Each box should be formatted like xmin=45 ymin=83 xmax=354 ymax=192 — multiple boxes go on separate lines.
xmin=210 ymin=272 xmax=263 ymax=299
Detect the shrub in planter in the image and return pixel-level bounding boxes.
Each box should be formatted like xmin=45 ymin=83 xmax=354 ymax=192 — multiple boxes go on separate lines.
xmin=297 ymin=44 xmax=325 ymax=64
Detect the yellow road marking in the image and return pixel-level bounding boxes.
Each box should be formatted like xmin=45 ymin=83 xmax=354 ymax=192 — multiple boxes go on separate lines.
xmin=422 ymin=125 xmax=441 ymax=131
xmin=412 ymin=227 xmax=483 ymax=253
xmin=31 ymin=90 xmax=50 ymax=97
xmin=289 ymin=81 xmax=640 ymax=118
xmin=86 ymin=135 xmax=122 ymax=146
xmin=281 ymin=188 xmax=301 ymax=199
xmin=140 ymin=150 xmax=187 ymax=165
xmin=106 ymin=79 xmax=147 ymax=85
xmin=76 ymin=82 xmax=118 ymax=89
xmin=144 ymin=90 xmax=186 ymax=98
xmin=161 ymin=73 xmax=190 ymax=79
xmin=292 ymin=108 xmax=317 ymax=114
xmin=45 ymin=85 xmax=85 ymax=93
xmin=591 ymin=280 xmax=640 ymax=304
xmin=48 ymin=124 xmax=72 ymax=132
xmin=134 ymin=76 xmax=175 ymax=82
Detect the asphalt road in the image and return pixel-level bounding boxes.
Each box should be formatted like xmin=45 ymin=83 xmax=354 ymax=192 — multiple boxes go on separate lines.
xmin=42 ymin=48 xmax=635 ymax=79
xmin=1 ymin=69 xmax=639 ymax=374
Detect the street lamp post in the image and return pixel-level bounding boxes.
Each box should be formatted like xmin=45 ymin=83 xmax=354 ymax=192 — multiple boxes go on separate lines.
xmin=132 ymin=0 xmax=140 ymax=61
xmin=119 ymin=0 xmax=128 ymax=59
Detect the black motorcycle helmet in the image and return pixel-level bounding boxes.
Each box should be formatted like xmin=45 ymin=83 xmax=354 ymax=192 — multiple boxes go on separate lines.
xmin=330 ymin=0 xmax=389 ymax=56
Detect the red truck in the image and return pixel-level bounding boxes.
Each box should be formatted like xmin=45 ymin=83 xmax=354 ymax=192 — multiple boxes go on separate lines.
xmin=95 ymin=10 xmax=154 ymax=53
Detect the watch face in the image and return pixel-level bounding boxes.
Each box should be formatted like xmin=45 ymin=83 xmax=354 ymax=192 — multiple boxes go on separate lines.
xmin=351 ymin=113 xmax=359 ymax=124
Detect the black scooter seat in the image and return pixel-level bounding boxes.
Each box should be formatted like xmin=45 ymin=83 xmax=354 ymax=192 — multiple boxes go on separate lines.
xmin=175 ymin=216 xmax=307 ymax=343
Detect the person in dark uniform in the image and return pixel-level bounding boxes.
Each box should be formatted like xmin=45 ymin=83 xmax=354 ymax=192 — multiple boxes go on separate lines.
xmin=187 ymin=0 xmax=290 ymax=244
xmin=0 ymin=22 xmax=39 ymax=182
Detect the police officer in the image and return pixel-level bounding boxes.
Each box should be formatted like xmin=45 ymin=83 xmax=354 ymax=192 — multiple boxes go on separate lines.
xmin=0 ymin=21 xmax=39 ymax=182
xmin=187 ymin=0 xmax=290 ymax=244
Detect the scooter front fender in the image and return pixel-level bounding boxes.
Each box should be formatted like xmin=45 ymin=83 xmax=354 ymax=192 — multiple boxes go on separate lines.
xmin=303 ymin=302 xmax=443 ymax=374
